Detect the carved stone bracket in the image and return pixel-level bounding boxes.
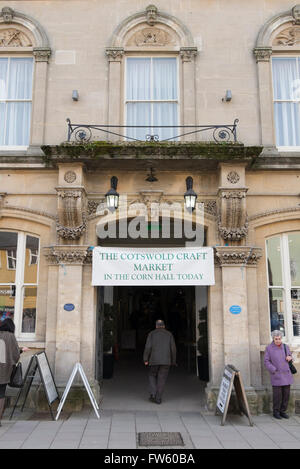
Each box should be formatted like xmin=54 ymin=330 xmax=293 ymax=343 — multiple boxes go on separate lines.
xmin=253 ymin=47 xmax=272 ymax=62
xmin=33 ymin=47 xmax=51 ymax=63
xmin=214 ymin=246 xmax=262 ymax=266
xmin=56 ymin=187 xmax=87 ymax=240
xmin=105 ymin=47 xmax=124 ymax=62
xmin=217 ymin=188 xmax=248 ymax=241
xmin=180 ymin=47 xmax=198 ymax=62
xmin=44 ymin=246 xmax=91 ymax=265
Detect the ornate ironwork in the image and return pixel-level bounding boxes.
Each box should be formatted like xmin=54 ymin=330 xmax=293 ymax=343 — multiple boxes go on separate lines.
xmin=66 ymin=118 xmax=239 ymax=143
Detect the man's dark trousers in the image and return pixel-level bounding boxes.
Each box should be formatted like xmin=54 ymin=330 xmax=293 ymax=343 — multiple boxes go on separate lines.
xmin=148 ymin=365 xmax=170 ymax=400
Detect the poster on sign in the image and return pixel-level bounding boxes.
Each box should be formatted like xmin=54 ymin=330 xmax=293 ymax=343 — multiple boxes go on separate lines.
xmin=92 ymin=247 xmax=215 ymax=286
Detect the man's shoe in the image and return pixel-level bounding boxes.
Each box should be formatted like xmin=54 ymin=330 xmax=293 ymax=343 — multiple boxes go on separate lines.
xmin=155 ymin=398 xmax=162 ymax=404
xmin=149 ymin=395 xmax=155 ymax=403
xmin=280 ymin=412 xmax=289 ymax=419
xmin=273 ymin=412 xmax=282 ymax=419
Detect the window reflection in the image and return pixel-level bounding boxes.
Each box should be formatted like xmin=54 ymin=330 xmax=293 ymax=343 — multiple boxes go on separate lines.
xmin=289 ymin=233 xmax=300 ymax=287
xmin=0 ymin=232 xmax=18 ymax=283
xmin=266 ymin=237 xmax=282 ymax=286
xmin=291 ymin=289 xmax=300 ymax=337
xmin=24 ymin=235 xmax=39 ymax=284
xmin=269 ymin=288 xmax=285 ymax=335
xmin=22 ymin=287 xmax=37 ymax=333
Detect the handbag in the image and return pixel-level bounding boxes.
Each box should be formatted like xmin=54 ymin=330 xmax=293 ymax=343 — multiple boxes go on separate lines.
xmin=9 ymin=362 xmax=23 ymax=388
xmin=284 ymin=344 xmax=297 ymax=374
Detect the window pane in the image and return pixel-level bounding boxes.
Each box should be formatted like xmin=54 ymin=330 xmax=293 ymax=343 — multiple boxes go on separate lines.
xmin=292 ymin=289 xmax=300 ymax=337
xmin=126 ymin=58 xmax=151 ymax=100
xmin=5 ymin=102 xmax=31 ymax=145
xmin=153 ymin=58 xmax=177 ymax=100
xmin=269 ymin=288 xmax=285 ymax=335
xmin=0 ymin=58 xmax=8 ymax=99
xmin=0 ymin=288 xmax=15 ymax=322
xmin=24 ymin=236 xmax=39 ymax=284
xmin=272 ymin=58 xmax=299 ymax=100
xmin=22 ymin=287 xmax=36 ymax=333
xmin=7 ymin=58 xmax=33 ymax=100
xmin=288 ymin=233 xmax=300 ymax=286
xmin=126 ymin=102 xmax=151 ymax=140
xmin=153 ymin=102 xmax=178 ymax=140
xmin=266 ymin=236 xmax=283 ymax=286
xmin=0 ymin=232 xmax=18 ymax=283
xmin=0 ymin=103 xmax=5 ymax=145
xmin=274 ymin=102 xmax=300 ymax=146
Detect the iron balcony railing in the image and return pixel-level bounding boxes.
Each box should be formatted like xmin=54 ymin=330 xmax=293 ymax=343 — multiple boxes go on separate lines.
xmin=66 ymin=118 xmax=239 ymax=144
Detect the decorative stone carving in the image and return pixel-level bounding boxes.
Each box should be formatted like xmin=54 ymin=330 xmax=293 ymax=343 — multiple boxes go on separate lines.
xmin=64 ymin=171 xmax=77 ymax=184
xmin=180 ymin=47 xmax=198 ymax=62
xmin=214 ymin=246 xmax=262 ymax=266
xmin=0 ymin=28 xmax=32 ymax=47
xmin=199 ymin=200 xmax=217 ymax=217
xmin=132 ymin=27 xmax=171 ymax=46
xmin=1 ymin=7 xmax=14 ymax=23
xmin=292 ymin=5 xmax=300 ymax=25
xmin=56 ymin=188 xmax=86 ymax=240
xmin=227 ymin=171 xmax=240 ymax=184
xmin=33 ymin=47 xmax=51 ymax=63
xmin=273 ymin=26 xmax=300 ymax=46
xmin=105 ymin=47 xmax=124 ymax=62
xmin=146 ymin=4 xmax=158 ymax=26
xmin=217 ymin=188 xmax=248 ymax=241
xmin=88 ymin=199 xmax=102 ymax=215
xmin=44 ymin=246 xmax=90 ymax=265
xmin=253 ymin=47 xmax=272 ymax=62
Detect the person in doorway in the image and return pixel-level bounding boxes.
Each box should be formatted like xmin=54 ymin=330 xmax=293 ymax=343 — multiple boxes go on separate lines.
xmin=143 ymin=319 xmax=176 ymax=404
xmin=264 ymin=330 xmax=294 ymax=419
xmin=0 ymin=318 xmax=29 ymax=426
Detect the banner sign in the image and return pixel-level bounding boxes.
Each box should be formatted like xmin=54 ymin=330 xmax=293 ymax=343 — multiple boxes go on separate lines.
xmin=92 ymin=247 xmax=215 ymax=286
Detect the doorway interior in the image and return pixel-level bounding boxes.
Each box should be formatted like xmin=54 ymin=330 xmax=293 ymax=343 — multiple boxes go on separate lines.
xmin=96 ymin=284 xmax=209 ymax=385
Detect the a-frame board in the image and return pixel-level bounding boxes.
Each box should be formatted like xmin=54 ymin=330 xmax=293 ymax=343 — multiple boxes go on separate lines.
xmin=10 ymin=352 xmax=59 ymax=421
xmin=55 ymin=363 xmax=100 ymax=420
xmin=216 ymin=365 xmax=253 ymax=426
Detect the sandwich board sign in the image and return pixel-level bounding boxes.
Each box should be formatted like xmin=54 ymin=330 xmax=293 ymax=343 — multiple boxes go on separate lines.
xmin=56 ymin=363 xmax=100 ymax=420
xmin=216 ymin=365 xmax=253 ymax=426
xmin=10 ymin=352 xmax=59 ymax=421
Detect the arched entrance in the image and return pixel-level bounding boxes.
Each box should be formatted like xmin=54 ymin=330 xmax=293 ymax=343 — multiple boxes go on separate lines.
xmin=94 ymin=214 xmax=211 ymax=409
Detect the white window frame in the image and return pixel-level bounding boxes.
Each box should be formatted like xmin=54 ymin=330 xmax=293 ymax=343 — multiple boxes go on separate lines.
xmin=271 ymin=55 xmax=300 ymax=151
xmin=266 ymin=232 xmax=300 ymax=344
xmin=124 ymin=55 xmax=180 ymax=141
xmin=0 ymin=56 xmax=34 ymax=149
xmin=0 ymin=230 xmax=40 ymax=340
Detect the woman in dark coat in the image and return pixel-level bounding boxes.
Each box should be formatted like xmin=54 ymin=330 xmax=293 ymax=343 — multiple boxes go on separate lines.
xmin=0 ymin=319 xmax=28 ymax=426
xmin=264 ymin=330 xmax=294 ymax=419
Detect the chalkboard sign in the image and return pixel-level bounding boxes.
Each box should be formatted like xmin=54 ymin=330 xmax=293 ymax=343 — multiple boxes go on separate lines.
xmin=216 ymin=365 xmax=253 ymax=426
xmin=10 ymin=352 xmax=59 ymax=421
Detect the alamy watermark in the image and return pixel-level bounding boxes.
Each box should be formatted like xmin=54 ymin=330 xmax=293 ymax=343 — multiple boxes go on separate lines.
xmin=96 ymin=196 xmax=205 ymax=246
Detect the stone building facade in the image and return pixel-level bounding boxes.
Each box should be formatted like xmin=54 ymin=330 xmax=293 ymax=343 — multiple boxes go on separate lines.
xmin=0 ymin=1 xmax=300 ymax=413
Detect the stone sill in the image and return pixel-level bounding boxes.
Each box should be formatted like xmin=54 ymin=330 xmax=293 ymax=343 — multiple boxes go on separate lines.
xmin=18 ymin=341 xmax=45 ymax=349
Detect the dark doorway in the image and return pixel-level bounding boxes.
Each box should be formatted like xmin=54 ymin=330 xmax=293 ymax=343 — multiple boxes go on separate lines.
xmin=96 ymin=285 xmax=209 ymax=383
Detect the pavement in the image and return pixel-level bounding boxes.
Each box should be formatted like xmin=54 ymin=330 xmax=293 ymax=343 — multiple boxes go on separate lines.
xmin=2 ymin=407 xmax=300 ymax=449
xmin=1 ymin=353 xmax=300 ymax=450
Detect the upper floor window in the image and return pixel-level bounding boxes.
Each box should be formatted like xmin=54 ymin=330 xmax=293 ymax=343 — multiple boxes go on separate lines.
xmin=267 ymin=232 xmax=300 ymax=343
xmin=125 ymin=57 xmax=178 ymax=141
xmin=0 ymin=57 xmax=33 ymax=147
xmin=0 ymin=231 xmax=39 ymax=338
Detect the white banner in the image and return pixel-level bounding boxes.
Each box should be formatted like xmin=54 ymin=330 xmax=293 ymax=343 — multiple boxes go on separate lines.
xmin=92 ymin=247 xmax=215 ymax=286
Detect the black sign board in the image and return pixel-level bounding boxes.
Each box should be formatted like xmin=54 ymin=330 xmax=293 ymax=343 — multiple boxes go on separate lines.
xmin=216 ymin=365 xmax=253 ymax=426
xmin=10 ymin=352 xmax=59 ymax=421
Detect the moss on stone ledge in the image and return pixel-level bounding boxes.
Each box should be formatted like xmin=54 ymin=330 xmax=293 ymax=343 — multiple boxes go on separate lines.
xmin=41 ymin=141 xmax=262 ymax=163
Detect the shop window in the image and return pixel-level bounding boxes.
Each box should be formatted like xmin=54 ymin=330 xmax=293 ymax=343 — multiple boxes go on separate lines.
xmin=0 ymin=57 xmax=33 ymax=147
xmin=125 ymin=57 xmax=178 ymax=141
xmin=266 ymin=232 xmax=300 ymax=342
xmin=0 ymin=231 xmax=39 ymax=337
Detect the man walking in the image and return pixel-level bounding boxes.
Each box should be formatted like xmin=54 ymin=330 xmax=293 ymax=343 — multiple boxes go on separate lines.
xmin=143 ymin=319 xmax=176 ymax=404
